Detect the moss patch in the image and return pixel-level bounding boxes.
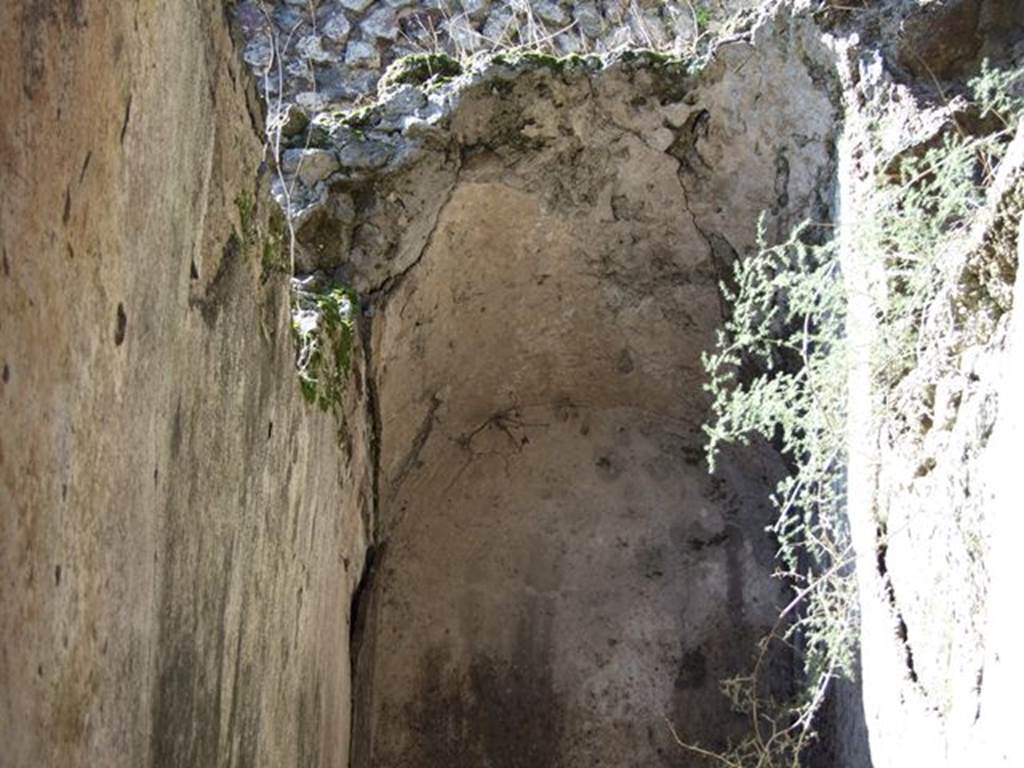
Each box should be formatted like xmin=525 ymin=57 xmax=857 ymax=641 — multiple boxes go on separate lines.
xmin=619 ymin=49 xmax=692 ymax=103
xmin=491 ymin=50 xmax=602 ymax=75
xmin=260 ymin=206 xmax=289 ymax=281
xmin=235 ymin=190 xmax=258 ymax=248
xmin=235 ymin=188 xmax=291 ymax=282
xmin=380 ymin=53 xmax=463 ymax=91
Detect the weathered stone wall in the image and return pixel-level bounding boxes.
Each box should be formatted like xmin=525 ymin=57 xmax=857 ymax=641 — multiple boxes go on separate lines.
xmin=236 ymin=0 xmax=761 ymax=113
xmin=0 ymin=3 xmax=370 ymax=767
xmin=5 ymin=2 xmax=1022 ymax=768
xmin=269 ymin=10 xmax=840 ymax=765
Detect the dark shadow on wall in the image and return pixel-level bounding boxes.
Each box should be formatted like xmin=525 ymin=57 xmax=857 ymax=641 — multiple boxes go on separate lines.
xmin=809 ymin=672 xmax=873 ymax=768
xmin=362 ymin=596 xmax=565 ymax=768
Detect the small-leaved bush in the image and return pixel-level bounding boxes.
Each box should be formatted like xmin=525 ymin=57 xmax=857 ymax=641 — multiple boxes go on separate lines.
xmin=870 ymin=62 xmax=1023 ymax=398
xmin=700 ymin=220 xmax=852 ymax=768
xmin=691 ymin=61 xmax=1022 ymax=767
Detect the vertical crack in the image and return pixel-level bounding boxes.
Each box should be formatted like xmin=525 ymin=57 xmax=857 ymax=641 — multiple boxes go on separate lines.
xmin=674 ymin=173 xmax=737 ymax=320
xmin=367 ymin=151 xmax=463 ymax=302
xmin=388 ymin=394 xmax=441 ymax=502
xmin=348 ymin=308 xmax=383 ymax=768
xmin=349 ymin=544 xmax=380 ymax=664
xmin=347 ymin=537 xmax=384 ymax=768
xmin=358 ymin=310 xmax=383 ymax=548
xmin=875 ymin=523 xmax=919 ymax=684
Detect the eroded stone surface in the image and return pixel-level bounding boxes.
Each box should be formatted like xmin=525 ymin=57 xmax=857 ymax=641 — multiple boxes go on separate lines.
xmin=287 ymin=14 xmax=841 ymax=766
xmin=0 ymin=3 xmax=371 ymax=767
xmin=6 ymin=3 xmax=1023 ymax=768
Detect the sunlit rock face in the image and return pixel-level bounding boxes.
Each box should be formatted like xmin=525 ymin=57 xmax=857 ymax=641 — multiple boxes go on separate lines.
xmin=836 ymin=3 xmax=1024 ymax=766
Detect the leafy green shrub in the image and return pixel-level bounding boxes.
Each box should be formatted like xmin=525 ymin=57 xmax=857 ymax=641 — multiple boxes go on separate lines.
xmin=700 ymin=219 xmax=853 ymax=767
xmin=870 ymin=62 xmax=1023 ymax=395
xmin=291 ymin=281 xmax=358 ymax=418
xmin=691 ymin=61 xmax=1023 ymax=767
xmin=693 ymin=4 xmax=713 ymax=33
